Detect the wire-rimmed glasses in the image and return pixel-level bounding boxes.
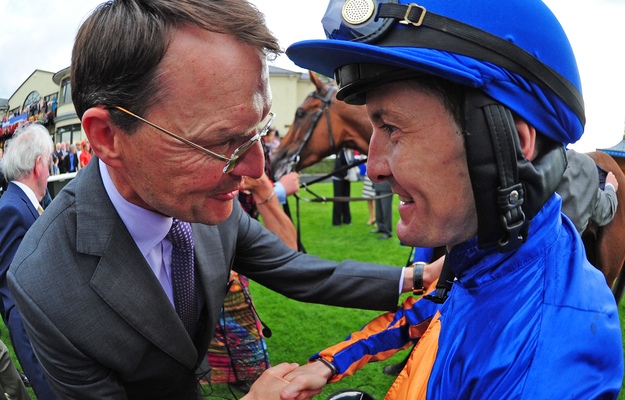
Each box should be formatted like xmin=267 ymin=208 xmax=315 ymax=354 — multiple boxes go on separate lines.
xmin=111 ymin=106 xmax=275 ymax=173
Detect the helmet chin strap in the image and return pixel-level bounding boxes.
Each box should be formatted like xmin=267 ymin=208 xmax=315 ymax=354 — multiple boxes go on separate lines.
xmin=463 ymin=89 xmax=567 ymax=252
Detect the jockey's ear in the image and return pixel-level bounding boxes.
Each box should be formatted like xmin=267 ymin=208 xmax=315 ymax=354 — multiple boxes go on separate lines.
xmin=514 ymin=116 xmax=537 ymax=161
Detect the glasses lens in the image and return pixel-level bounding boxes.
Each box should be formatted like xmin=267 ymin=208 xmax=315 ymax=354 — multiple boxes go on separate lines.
xmin=260 ymin=112 xmax=276 ymax=136
xmin=222 ymin=112 xmax=276 ymax=174
xmin=223 ymin=160 xmax=236 ymax=174
xmin=223 ymin=137 xmax=258 ymax=173
xmin=322 ymin=0 xmax=398 ymax=42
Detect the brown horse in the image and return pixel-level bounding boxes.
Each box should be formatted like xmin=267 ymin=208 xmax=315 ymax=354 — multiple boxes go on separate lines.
xmin=270 ymin=71 xmax=372 ymax=180
xmin=271 ymin=71 xmax=625 ymax=303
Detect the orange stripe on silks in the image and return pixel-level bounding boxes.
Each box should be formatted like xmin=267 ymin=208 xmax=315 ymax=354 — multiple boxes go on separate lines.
xmin=319 ymin=312 xmax=409 ymax=383
xmin=318 ymin=296 xmax=420 ymax=362
xmin=336 ymin=346 xmax=407 ymax=380
xmin=319 ymin=312 xmax=398 ymax=356
xmin=319 ymin=296 xmax=423 ymax=382
xmin=408 ymin=316 xmax=434 ymax=341
xmin=385 ymin=311 xmax=442 ymax=400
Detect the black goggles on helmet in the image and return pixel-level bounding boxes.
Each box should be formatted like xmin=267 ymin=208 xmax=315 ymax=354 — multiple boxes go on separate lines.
xmin=321 ymin=0 xmax=585 ymax=126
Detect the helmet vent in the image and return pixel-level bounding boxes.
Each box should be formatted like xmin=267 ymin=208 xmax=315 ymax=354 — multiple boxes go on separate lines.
xmin=342 ymin=0 xmax=375 ymax=25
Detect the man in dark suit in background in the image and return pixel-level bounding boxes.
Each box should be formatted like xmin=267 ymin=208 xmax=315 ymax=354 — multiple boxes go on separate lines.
xmin=371 ymin=180 xmax=393 ymax=239
xmin=7 ymin=1 xmax=417 ymax=399
xmin=61 ymin=143 xmax=79 ymax=173
xmin=0 ymin=123 xmax=57 ymax=400
xmin=53 ymin=142 xmax=66 ymax=174
xmin=0 ymin=147 xmax=7 ymax=197
xmin=331 ymin=148 xmax=352 ymax=226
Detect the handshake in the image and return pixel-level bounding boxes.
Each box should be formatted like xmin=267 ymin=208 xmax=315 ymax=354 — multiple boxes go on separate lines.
xmin=241 ymin=359 xmax=336 ymax=400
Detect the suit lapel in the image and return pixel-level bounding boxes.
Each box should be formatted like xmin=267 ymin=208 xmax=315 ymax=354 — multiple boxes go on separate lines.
xmin=90 ymin=224 xmax=199 ymax=368
xmin=74 ymin=161 xmax=198 ymax=368
xmin=7 ymin=183 xmax=39 ymax=221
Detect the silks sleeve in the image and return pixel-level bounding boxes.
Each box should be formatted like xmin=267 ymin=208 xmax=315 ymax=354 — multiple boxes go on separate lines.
xmin=310 ymin=292 xmax=439 ymax=382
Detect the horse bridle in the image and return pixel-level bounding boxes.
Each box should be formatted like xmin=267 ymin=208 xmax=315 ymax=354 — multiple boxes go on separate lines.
xmin=281 ymin=85 xmax=338 ymax=177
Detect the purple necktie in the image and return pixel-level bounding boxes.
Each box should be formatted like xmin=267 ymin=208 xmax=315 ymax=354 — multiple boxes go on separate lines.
xmin=167 ymin=218 xmax=198 ymax=338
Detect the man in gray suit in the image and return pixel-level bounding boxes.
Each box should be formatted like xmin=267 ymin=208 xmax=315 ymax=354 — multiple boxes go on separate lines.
xmin=371 ymin=180 xmax=393 ymax=239
xmin=7 ymin=1 xmax=415 ymax=399
xmin=557 ymin=149 xmax=619 ymax=234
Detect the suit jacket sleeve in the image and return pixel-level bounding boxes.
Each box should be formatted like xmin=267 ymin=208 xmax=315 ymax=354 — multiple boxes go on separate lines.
xmin=558 ymin=150 xmax=611 ymax=233
xmin=216 ymin=204 xmax=403 ymax=312
xmin=591 ymin=184 xmax=618 ymax=227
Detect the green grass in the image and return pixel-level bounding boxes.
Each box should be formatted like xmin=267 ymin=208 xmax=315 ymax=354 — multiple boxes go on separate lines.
xmin=2 ymin=181 xmax=623 ymax=399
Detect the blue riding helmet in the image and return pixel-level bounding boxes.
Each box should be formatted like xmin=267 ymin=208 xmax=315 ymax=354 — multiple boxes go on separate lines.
xmin=287 ymin=0 xmax=581 ymax=251
xmin=286 ymin=0 xmax=583 ymax=146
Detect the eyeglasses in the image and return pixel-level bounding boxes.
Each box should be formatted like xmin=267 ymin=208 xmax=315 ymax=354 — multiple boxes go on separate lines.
xmin=111 ymin=106 xmax=275 ymax=174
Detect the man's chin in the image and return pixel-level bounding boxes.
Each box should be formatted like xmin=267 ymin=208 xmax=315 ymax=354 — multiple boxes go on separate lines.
xmin=395 ymin=224 xmax=414 ymax=247
xmin=396 ymin=221 xmax=428 ymax=248
xmin=197 ymin=201 xmax=234 ymax=225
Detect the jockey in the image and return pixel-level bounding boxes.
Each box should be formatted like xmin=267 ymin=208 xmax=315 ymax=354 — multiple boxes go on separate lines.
xmin=273 ymin=0 xmax=624 ymax=398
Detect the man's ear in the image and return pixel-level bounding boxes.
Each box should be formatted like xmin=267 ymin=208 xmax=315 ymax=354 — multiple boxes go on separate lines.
xmin=514 ymin=117 xmax=537 ymax=161
xmin=33 ymin=155 xmax=45 ymax=179
xmin=81 ymin=107 xmax=124 ymax=168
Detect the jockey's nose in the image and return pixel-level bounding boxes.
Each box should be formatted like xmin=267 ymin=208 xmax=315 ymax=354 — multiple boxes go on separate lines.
xmin=366 ymin=130 xmax=392 ymax=184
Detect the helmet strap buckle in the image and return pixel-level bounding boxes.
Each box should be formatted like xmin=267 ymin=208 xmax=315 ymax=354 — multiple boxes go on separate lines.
xmin=497 ymin=183 xmax=528 ymax=251
xmin=399 ymin=3 xmax=427 ymax=27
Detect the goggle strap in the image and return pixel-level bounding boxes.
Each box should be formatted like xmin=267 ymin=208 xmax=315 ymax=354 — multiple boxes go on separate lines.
xmin=375 ymin=3 xmax=585 ymax=125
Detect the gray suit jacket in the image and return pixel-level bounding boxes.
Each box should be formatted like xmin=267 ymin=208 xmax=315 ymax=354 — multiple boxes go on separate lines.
xmin=8 ymin=160 xmax=402 ymax=399
xmin=557 ymin=149 xmax=618 ymax=234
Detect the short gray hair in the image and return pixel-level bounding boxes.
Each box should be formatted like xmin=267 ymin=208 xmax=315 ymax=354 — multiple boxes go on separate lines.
xmin=2 ymin=124 xmax=54 ymax=181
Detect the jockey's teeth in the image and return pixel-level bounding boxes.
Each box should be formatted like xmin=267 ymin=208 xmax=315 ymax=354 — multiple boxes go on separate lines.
xmin=398 ymin=195 xmax=413 ymax=204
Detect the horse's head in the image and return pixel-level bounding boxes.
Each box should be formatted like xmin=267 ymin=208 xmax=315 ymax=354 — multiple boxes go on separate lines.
xmin=270 ymin=71 xmax=371 ymax=180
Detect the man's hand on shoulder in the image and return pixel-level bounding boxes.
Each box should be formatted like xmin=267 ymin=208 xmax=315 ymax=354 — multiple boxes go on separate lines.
xmin=606 ymin=171 xmax=619 ymax=192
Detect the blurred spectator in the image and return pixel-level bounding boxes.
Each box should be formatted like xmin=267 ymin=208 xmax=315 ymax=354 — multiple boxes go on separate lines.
xmin=0 ymin=339 xmax=30 ymax=400
xmin=262 ymin=128 xmax=280 ymax=156
xmin=62 ymin=144 xmax=79 ymax=173
xmin=362 ymin=175 xmax=376 ymax=226
xmin=55 ymin=143 xmax=67 ymax=174
xmin=370 ymin=180 xmax=393 ymax=240
xmin=79 ymin=141 xmax=93 ymax=169
xmin=51 ymin=149 xmax=59 ymax=176
xmin=0 ymin=147 xmax=6 ymax=196
xmin=332 ymin=148 xmax=353 ymax=226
